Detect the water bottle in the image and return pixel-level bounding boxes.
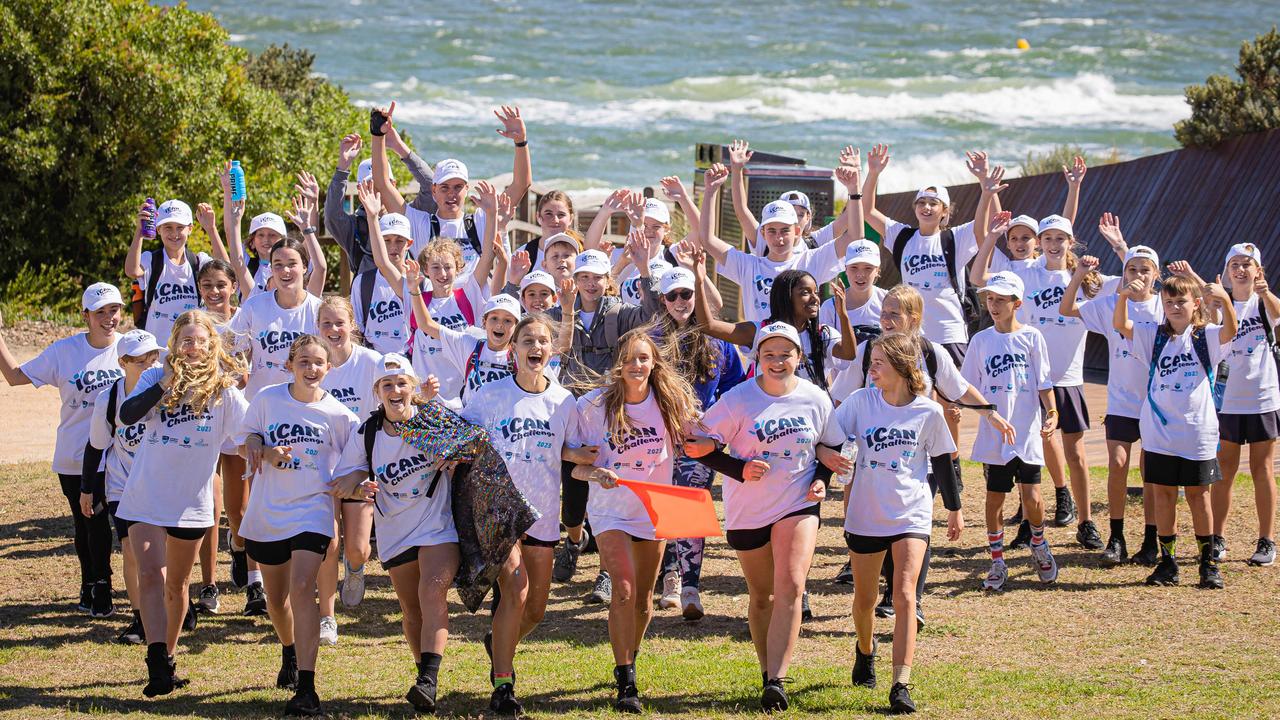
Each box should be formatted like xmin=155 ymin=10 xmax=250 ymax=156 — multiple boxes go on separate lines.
xmin=1213 ymin=360 xmax=1229 ymax=412
xmin=837 ymin=443 xmax=858 ymax=486
xmin=229 ymin=160 xmax=246 ymax=202
xmin=141 ymin=197 xmax=155 ymax=239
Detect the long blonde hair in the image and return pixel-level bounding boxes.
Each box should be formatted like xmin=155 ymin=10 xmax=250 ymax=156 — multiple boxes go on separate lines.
xmin=871 ymin=333 xmax=928 ymax=396
xmin=598 ymin=329 xmax=701 ymax=451
xmin=162 ymin=310 xmax=245 ymax=415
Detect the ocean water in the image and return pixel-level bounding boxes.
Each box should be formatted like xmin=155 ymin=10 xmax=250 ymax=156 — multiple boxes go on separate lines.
xmin=186 ymin=0 xmax=1271 ymax=196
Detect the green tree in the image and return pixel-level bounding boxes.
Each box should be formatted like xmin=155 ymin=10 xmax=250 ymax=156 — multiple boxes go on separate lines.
xmin=0 ymin=0 xmax=368 ymax=292
xmin=1020 ymin=144 xmax=1120 ymax=177
xmin=1175 ymin=27 xmax=1280 ymax=147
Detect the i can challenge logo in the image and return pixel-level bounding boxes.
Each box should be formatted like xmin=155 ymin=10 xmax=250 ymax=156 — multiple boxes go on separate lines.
xmin=154 ymin=281 xmax=197 ymax=303
xmin=753 ymin=416 xmax=812 ymax=444
xmin=376 ymin=453 xmax=431 ymax=487
xmin=160 ymin=405 xmax=210 ymax=429
xmin=499 ymin=416 xmax=554 ymax=444
xmin=257 ymin=330 xmax=306 ymax=355
xmin=985 ymin=352 xmax=1029 ymax=378
xmin=1157 ymin=350 xmax=1199 ymax=378
xmin=1031 ymin=286 xmax=1065 ymax=310
xmin=72 ymin=369 xmax=122 ymax=396
xmin=863 ymin=426 xmax=918 ymax=453
xmin=369 ymin=297 xmax=403 ymax=324
xmin=608 ymin=425 xmax=661 ymax=454
xmin=905 ymin=253 xmax=947 ymax=274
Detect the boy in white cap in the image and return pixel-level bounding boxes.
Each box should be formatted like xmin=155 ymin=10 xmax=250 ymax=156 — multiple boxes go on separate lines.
xmin=125 ymin=199 xmax=211 ymax=343
xmin=504 ymin=232 xmax=581 ymax=295
xmin=820 ymin=239 xmax=887 ymax=348
xmin=960 ymin=271 xmax=1059 ymax=591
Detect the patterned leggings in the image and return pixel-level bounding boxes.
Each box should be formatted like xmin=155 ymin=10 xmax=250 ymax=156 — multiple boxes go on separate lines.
xmin=659 ymin=457 xmax=714 ymax=589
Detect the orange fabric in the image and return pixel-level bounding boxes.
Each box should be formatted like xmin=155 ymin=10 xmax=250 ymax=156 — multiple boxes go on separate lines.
xmin=617 ymin=479 xmax=722 ymax=539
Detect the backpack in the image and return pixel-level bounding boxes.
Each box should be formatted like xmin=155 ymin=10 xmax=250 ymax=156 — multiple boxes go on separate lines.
xmin=105 ymin=380 xmax=121 ymax=433
xmin=360 ymin=407 xmax=444 ymax=504
xmin=139 ymin=248 xmax=199 ymax=331
xmin=860 ymin=337 xmax=946 ymax=400
xmin=890 ymin=226 xmax=981 ymax=334
xmin=461 ymin=338 xmax=513 ymax=401
xmin=358 ymin=270 xmax=431 ymax=342
xmin=429 ymin=213 xmax=482 ymax=257
xmin=1146 ymin=324 xmax=1215 ymax=424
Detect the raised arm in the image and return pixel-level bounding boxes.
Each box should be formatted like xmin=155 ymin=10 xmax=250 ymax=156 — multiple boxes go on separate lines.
xmin=831 ymin=153 xmax=862 ymax=258
xmin=970 ymin=211 xmax=1012 ymax=288
xmin=829 ymin=281 xmax=857 ymax=361
xmin=485 ymin=194 xmax=513 ymax=297
xmin=673 ymin=243 xmax=723 ymax=315
xmin=325 ymin=133 xmax=362 ymax=254
xmin=1112 ymin=281 xmax=1140 ymax=340
xmin=124 ymin=200 xmax=149 ymax=279
xmin=1097 ymin=212 xmax=1129 ymax=263
xmin=285 ymin=193 xmax=327 ymax=296
xmin=196 ymin=202 xmax=228 ymax=263
xmin=861 ymin=143 xmax=893 ymax=236
xmin=1256 ymin=267 xmax=1280 ymax=327
xmin=691 ymin=248 xmax=754 ymax=346
xmin=494 ymin=106 xmax=531 ymax=207
xmin=585 ymin=189 xmax=630 ymax=252
xmin=218 ymin=162 xmax=256 ymax=291
xmin=660 ymin=175 xmax=700 ymax=240
xmin=973 ymin=163 xmax=1009 ymax=244
xmin=1059 ymin=254 xmax=1099 ymax=318
xmin=1203 ymin=278 xmax=1238 ymax=345
xmin=359 ymin=181 xmax=403 ymax=293
xmin=555 ymin=277 xmax=576 ymax=355
xmin=469 ymin=181 xmax=502 ymax=288
xmin=727 ymin=139 xmax=759 ymax=240
xmin=404 ymin=259 xmax=441 ymax=339
xmin=697 ymin=164 xmax=734 ymax=263
xmin=370 ymin=102 xmax=407 ymax=215
xmin=1062 ymin=156 xmax=1086 ymax=225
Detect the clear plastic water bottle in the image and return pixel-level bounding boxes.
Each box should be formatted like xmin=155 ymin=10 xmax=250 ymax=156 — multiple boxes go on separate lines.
xmin=836 ymin=443 xmax=858 ymax=486
xmin=141 ymin=197 xmax=155 ymax=239
xmin=229 ymin=160 xmax=246 ymax=202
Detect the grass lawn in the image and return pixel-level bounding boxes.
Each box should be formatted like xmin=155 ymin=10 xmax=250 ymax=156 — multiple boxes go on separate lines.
xmin=0 ymin=459 xmax=1278 ymax=719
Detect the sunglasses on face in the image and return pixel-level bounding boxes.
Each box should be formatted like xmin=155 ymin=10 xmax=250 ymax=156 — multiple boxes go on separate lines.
xmin=664 ymin=289 xmax=693 ymax=302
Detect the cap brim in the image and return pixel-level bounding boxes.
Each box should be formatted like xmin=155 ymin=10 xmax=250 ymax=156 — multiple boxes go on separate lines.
xmin=434 ymin=172 xmax=467 ymax=184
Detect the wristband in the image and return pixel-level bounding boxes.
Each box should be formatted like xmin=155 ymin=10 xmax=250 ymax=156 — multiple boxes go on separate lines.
xmin=514 ymin=140 xmax=528 ymax=148
xmin=303 ymin=227 xmax=318 ymax=236
xmin=955 ymin=402 xmax=997 ymax=411
xmin=849 ymin=193 xmax=863 ymax=200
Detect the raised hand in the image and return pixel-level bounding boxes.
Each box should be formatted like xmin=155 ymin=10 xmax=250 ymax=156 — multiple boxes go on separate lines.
xmin=728 ymin=139 xmax=753 ymax=169
xmin=982 ymin=165 xmax=1009 ymax=194
xmin=625 ymin=229 xmax=651 ymax=265
xmin=838 ymin=144 xmax=858 ymax=167
xmin=371 ymin=101 xmax=397 ymax=136
xmin=218 ymin=160 xmax=244 ymax=217
xmin=1166 ymin=260 xmax=1195 ymax=278
xmin=507 ymin=249 xmax=531 ymax=283
xmin=294 ymin=170 xmax=320 ymax=202
xmin=558 ymin=276 xmax=576 ymax=303
xmin=356 ymin=179 xmax=381 ymax=215
xmin=987 ymin=210 xmax=1012 ymax=239
xmin=659 ymin=176 xmax=688 ymax=203
xmin=494 ymin=105 xmax=527 ymax=144
xmin=835 ymin=163 xmax=861 ymax=193
xmin=1098 ymin=212 xmax=1124 ymax=248
xmin=1063 ymin=155 xmax=1087 ymax=185
xmin=830 ymin=278 xmax=846 ymax=307
xmin=689 ymin=247 xmax=708 ymax=277
xmin=495 ymin=193 xmax=515 ymax=231
xmin=1119 ymin=279 xmax=1145 ymax=299
xmin=1256 ymin=266 xmax=1270 ymax=297
xmin=404 ymin=258 xmax=422 ymax=288
xmin=338 ymin=133 xmax=363 ymax=168
xmin=473 ymin=180 xmax=498 ymax=216
xmin=1077 ymin=254 xmax=1100 ymax=274
xmin=673 ymin=243 xmax=696 ymax=270
xmin=965 ymin=150 xmax=991 ymax=180
xmin=1204 ymin=274 xmax=1230 ymax=305
xmin=419 ymin=374 xmax=440 ymax=402
xmin=867 ymin=143 xmax=891 ymax=173
xmin=623 ymin=191 xmax=646 ymax=226
xmin=285 ymin=195 xmax=315 ymax=231
xmin=603 ymin=188 xmax=631 ymax=212
xmin=703 ymin=163 xmax=730 ymax=194
xmin=195 ymin=202 xmax=216 ymax=231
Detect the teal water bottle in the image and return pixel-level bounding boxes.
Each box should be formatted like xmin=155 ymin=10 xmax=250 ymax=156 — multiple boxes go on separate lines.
xmin=229 ymin=160 xmax=246 ymax=202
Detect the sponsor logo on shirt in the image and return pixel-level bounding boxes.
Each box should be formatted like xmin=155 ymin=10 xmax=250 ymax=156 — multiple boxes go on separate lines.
xmin=904 ymin=253 xmax=947 ymax=275
xmin=160 ymin=405 xmax=211 ymax=430
xmin=862 ymin=426 xmax=919 ymax=453
xmin=155 ymin=281 xmax=197 ymax=304
xmin=118 ymin=422 xmax=147 ymax=448
xmin=438 ymin=311 xmax=467 ymax=330
xmin=266 ymin=422 xmax=324 ymax=446
xmin=466 ymin=360 xmax=513 ymax=393
xmin=369 ymin=297 xmax=403 ymax=324
xmin=753 ymin=416 xmax=812 ymax=444
xmin=1031 ymin=286 xmax=1064 ymax=310
xmin=72 ymin=368 xmax=123 ymax=395
xmin=1157 ymin=350 xmax=1198 ymax=379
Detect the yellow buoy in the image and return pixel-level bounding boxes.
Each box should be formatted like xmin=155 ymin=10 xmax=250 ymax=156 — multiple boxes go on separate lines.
xmin=1016 ymin=38 xmax=1030 ymax=50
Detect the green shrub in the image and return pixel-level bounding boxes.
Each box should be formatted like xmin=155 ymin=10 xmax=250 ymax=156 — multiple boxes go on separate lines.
xmin=1020 ymin=145 xmax=1121 ymax=177
xmin=1176 ymin=28 xmax=1280 ymax=147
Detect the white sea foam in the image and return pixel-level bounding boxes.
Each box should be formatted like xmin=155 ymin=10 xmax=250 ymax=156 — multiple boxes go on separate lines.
xmin=1016 ymin=17 xmax=1109 ymax=27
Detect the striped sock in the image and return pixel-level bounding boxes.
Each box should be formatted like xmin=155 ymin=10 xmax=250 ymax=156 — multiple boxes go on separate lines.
xmin=1030 ymin=523 xmax=1046 ymax=546
xmin=988 ymin=531 xmax=1005 ymax=563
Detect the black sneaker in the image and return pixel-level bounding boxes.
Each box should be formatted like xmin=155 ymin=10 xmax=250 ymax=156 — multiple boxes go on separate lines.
xmin=230 ymin=548 xmax=249 ymax=589
xmin=1211 ymin=535 xmax=1226 ymax=562
xmin=277 ymin=652 xmax=298 ymax=690
xmin=888 ymin=682 xmax=917 ymax=714
xmin=915 ymin=601 xmax=925 ymax=632
xmin=1199 ymin=542 xmax=1224 ymax=590
xmin=613 ymin=665 xmax=642 ymax=714
xmin=552 ymin=531 xmax=588 ymax=583
xmin=1145 ymin=556 xmax=1180 ymax=586
xmin=1132 ymin=539 xmax=1160 ymax=567
xmin=801 ymin=591 xmax=813 ymax=622
xmin=874 ymin=587 xmax=895 ymax=618
xmin=852 ymin=637 xmax=877 ymax=688
xmin=1076 ymin=521 xmax=1104 ymax=551
xmin=243 ymin=581 xmax=267 ymax=616
xmin=1006 ymin=504 xmax=1023 ymax=526
xmin=834 ymin=561 xmax=853 ymax=585
xmin=761 ymin=678 xmax=789 ymax=712
xmin=284 ymin=688 xmax=322 ymax=717
xmin=1053 ymin=487 xmax=1076 ymax=527
xmin=91 ymin=580 xmax=114 ymax=618
xmin=78 ymin=582 xmax=93 ymax=614
xmin=489 ymin=682 xmax=522 ymax=715
xmin=586 ymin=571 xmax=611 ymax=604
xmin=406 ymin=674 xmax=438 ymax=713
xmin=118 ymin=611 xmax=145 ymax=645
xmin=1008 ymin=519 xmax=1032 ymax=551
xmin=1101 ymin=535 xmax=1128 ymax=565
xmin=143 ymin=646 xmax=174 ymax=697
xmin=182 ymin=601 xmax=198 ymax=632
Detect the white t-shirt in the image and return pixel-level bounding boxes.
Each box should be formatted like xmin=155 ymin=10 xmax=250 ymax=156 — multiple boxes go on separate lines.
xmin=752 ymin=220 xmax=836 ymax=256
xmin=574 ymin=388 xmax=674 ymax=540
xmin=405 ymin=207 xmax=489 ymax=287
xmin=1219 ymin=295 xmax=1280 ymax=415
xmin=829 ymin=337 xmax=969 ymax=406
xmin=88 ymin=377 xmax=149 ymax=503
xmin=883 ymin=220 xmax=978 ymax=345
xmin=719 ymin=244 xmax=842 ymax=324
xmin=350 ymin=273 xmax=416 ymax=355
xmin=436 ymin=326 xmax=511 ymax=403
xmin=237 ymin=384 xmax=357 ymax=541
xmin=461 ymin=376 xmax=578 ymax=543
xmin=225 ymin=290 xmax=322 ymax=399
xmin=333 ymin=407 xmax=458 ymax=558
xmin=116 ymin=367 xmax=248 ymax=527
xmin=21 ymin=333 xmax=123 ymax=475
xmin=820 ymin=387 xmax=956 ymax=537
xmin=1078 ymin=290 xmax=1163 ymax=419
xmin=139 ymin=249 xmax=212 ymax=344
xmin=1015 ymin=259 xmax=1112 ymax=387
xmin=961 ymin=325 xmax=1052 ymax=465
xmin=411 ymin=277 xmax=489 ymax=399
xmin=699 ymin=378 xmax=833 ymax=530
xmin=321 ymin=345 xmax=384 ymax=420
xmin=988 ymin=250 xmax=1037 ymax=276
xmin=1127 ymin=322 xmax=1226 ymax=460
xmin=818 ymin=287 xmax=886 ymax=339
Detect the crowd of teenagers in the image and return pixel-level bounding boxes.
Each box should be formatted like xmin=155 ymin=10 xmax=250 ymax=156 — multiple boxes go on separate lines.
xmin=2 ymin=101 xmax=1278 ymax=718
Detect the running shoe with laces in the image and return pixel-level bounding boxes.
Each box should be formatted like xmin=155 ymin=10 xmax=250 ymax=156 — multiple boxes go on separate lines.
xmin=182 ymin=601 xmax=198 ymax=632
xmin=914 ymin=601 xmax=925 ymax=632
xmin=657 ymin=570 xmax=681 ymax=610
xmin=490 ymin=681 xmax=522 ymax=715
xmin=982 ymin=561 xmax=1008 ymax=591
xmin=229 ymin=547 xmax=248 ymax=589
xmin=243 ymin=581 xmax=268 ymax=616
xmin=118 ymin=610 xmax=145 ymax=645
xmin=1053 ymin=486 xmax=1076 ymax=527
xmin=834 ymin=561 xmax=853 ymax=585
xmin=1101 ymin=534 xmax=1128 ymax=564
xmin=284 ymin=688 xmax=322 ymax=717
xmin=1031 ymin=541 xmax=1059 ymax=583
xmin=78 ymin=582 xmax=93 ymax=614
xmin=587 ymin=571 xmax=612 ymax=604
xmin=91 ymin=580 xmax=115 ymax=618
xmin=406 ymin=674 xmax=438 ymax=713
xmin=613 ymin=665 xmax=642 ymax=714
xmin=801 ymin=591 xmax=813 ymax=622
xmin=888 ymin=682 xmax=917 ymax=714
xmin=1132 ymin=539 xmax=1160 ymax=567
xmin=1211 ymin=536 xmax=1227 ymax=562
xmin=852 ymin=637 xmax=877 ymax=688
xmin=195 ymin=583 xmax=220 ymax=614
xmin=341 ymin=559 xmax=367 ymax=608
xmin=143 ymin=645 xmax=174 ymax=697
xmin=1008 ymin=519 xmax=1032 ymax=550
xmin=1076 ymin=520 xmax=1104 ymax=550
xmin=874 ymin=587 xmax=895 ymax=618
xmin=761 ymin=677 xmax=790 ymax=712
xmin=1006 ymin=503 xmax=1023 ymax=526
xmin=552 ymin=529 xmax=588 ymax=583
xmin=319 ymin=615 xmax=338 ymax=645
xmin=277 ymin=650 xmax=299 ymax=690
xmin=1199 ymin=555 xmax=1224 ymax=589
xmin=1248 ymin=537 xmax=1277 ymax=567
xmin=1145 ymin=556 xmax=1179 ymax=586
xmin=681 ymin=586 xmax=704 ymax=621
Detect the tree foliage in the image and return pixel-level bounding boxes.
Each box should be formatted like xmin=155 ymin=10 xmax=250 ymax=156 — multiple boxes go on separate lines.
xmin=1175 ymin=27 xmax=1280 ymax=147
xmin=0 ymin=0 xmax=366 ymax=290
xmin=1020 ymin=144 xmax=1120 ymax=178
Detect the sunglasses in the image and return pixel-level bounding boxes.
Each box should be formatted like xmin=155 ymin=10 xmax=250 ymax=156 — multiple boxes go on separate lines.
xmin=664 ymin=289 xmax=693 ymax=302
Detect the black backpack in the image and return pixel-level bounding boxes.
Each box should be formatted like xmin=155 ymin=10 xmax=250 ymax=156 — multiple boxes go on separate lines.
xmin=360 ymin=408 xmax=444 ymax=503
xmin=859 ymin=338 xmax=949 ymax=401
xmin=139 ymin=248 xmax=200 ymax=331
xmin=890 ymin=226 xmax=981 ymax=335
xmin=429 ymin=213 xmax=482 ymax=257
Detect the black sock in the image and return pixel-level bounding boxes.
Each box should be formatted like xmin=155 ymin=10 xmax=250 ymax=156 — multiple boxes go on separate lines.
xmin=1196 ymin=534 xmax=1213 ymax=558
xmin=297 ymin=670 xmax=315 ymax=693
xmin=1109 ymin=518 xmax=1124 ymax=538
xmin=282 ymin=644 xmax=296 ymax=662
xmin=146 ymin=641 xmax=167 ymax=661
xmin=419 ymin=652 xmax=442 ymax=682
xmin=1144 ymin=523 xmax=1158 ymax=546
xmin=1159 ymin=534 xmax=1177 ymax=560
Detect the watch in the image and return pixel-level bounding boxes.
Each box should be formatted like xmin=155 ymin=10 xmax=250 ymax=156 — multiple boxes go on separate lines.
xmin=514 ymin=140 xmax=528 ymax=148
xmin=303 ymin=226 xmax=318 ymax=236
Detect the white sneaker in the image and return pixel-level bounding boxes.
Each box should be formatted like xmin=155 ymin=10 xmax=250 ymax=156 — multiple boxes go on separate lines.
xmin=680 ymin=586 xmax=704 ymax=621
xmin=1031 ymin=541 xmax=1059 ymax=583
xmin=982 ymin=561 xmax=1008 ymax=591
xmin=341 ymin=560 xmax=366 ymax=608
xmin=658 ymin=571 xmax=681 ymax=610
xmin=319 ymin=615 xmax=338 ymax=646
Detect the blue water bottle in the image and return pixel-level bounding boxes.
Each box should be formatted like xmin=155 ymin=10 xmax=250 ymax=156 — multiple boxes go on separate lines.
xmin=141 ymin=197 xmax=156 ymax=239
xmin=229 ymin=160 xmax=246 ymax=202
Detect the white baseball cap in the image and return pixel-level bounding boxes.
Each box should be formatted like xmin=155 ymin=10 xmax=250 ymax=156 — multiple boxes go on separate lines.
xmin=82 ymin=282 xmax=124 ymax=312
xmin=117 ymin=329 xmax=161 ymax=358
xmin=156 ymin=199 xmax=193 ymax=227
xmin=356 ymin=159 xmax=374 ymax=185
xmin=843 ymin=239 xmax=881 ymax=268
xmin=519 ymin=270 xmax=556 ymax=293
xmin=647 ymin=258 xmax=673 ymax=278
xmin=248 ymin=212 xmax=287 ymax=237
xmin=1225 ymin=242 xmax=1262 ymax=270
xmin=1008 ymin=215 xmax=1039 ymax=234
xmin=760 ymin=200 xmax=799 ymax=228
xmin=1124 ymin=245 xmax=1160 ymax=271
xmin=542 ymin=232 xmax=581 ymax=254
xmin=379 ymin=213 xmax=413 ymax=240
xmin=752 ymin=321 xmax=803 ymax=358
xmin=659 ymin=267 xmax=696 ymax=295
xmin=1037 ymin=214 xmax=1073 ymax=236
xmin=914 ymin=185 xmax=951 ymax=206
xmin=375 ymin=353 xmax=417 ymax=383
xmin=643 ymin=198 xmax=671 ymax=225
xmin=779 ymin=190 xmax=811 ymax=212
xmin=573 ymin=250 xmax=611 ymax=276
xmin=432 ymin=159 xmax=469 ymax=185
xmin=482 ymin=293 xmax=523 ymax=321
xmin=980 ymin=271 xmax=1025 ymax=299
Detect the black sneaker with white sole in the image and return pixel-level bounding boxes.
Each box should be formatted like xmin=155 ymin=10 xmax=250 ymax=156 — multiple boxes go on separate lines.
xmin=1145 ymin=556 xmax=1179 ymax=586
xmin=1199 ymin=540 xmax=1224 ymax=589
xmin=182 ymin=601 xmax=198 ymax=632
xmin=852 ymin=637 xmax=877 ymax=688
xmin=801 ymin=591 xmax=813 ymax=622
xmin=1211 ymin=535 xmax=1226 ymax=562
xmin=243 ymin=581 xmax=267 ymax=616
xmin=1101 ymin=535 xmax=1128 ymax=565
xmin=552 ymin=530 xmax=588 ymax=583
xmin=230 ymin=548 xmax=248 ymax=589
xmin=1248 ymin=537 xmax=1277 ymax=567
xmin=118 ymin=610 xmax=145 ymax=645
xmin=888 ymin=682 xmax=917 ymax=714
xmin=78 ymin=582 xmax=93 ymax=614
xmin=91 ymin=580 xmax=114 ymax=618
xmin=613 ymin=664 xmax=642 ymax=714
xmin=834 ymin=561 xmax=853 ymax=585
xmin=874 ymin=587 xmax=895 ymax=618
xmin=1053 ymin=486 xmax=1076 ymax=527
xmin=1076 ymin=520 xmax=1104 ymax=550
xmin=196 ymin=584 xmax=220 ymax=614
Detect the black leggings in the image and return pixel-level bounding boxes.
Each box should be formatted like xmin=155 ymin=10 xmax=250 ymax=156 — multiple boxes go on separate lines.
xmin=58 ymin=473 xmax=113 ymax=585
xmin=560 ymin=460 xmax=589 ymax=528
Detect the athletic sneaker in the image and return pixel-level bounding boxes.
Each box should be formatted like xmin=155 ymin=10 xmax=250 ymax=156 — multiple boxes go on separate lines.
xmin=243 ymin=581 xmax=267 ymax=616
xmin=143 ymin=645 xmax=175 ymax=697
xmin=78 ymin=582 xmax=93 ymax=614
xmin=681 ymin=586 xmax=704 ymax=621
xmin=1101 ymin=535 xmax=1128 ymax=565
xmin=284 ymin=688 xmax=322 ymax=717
xmin=1211 ymin=536 xmax=1227 ymax=562
xmin=319 ymin=615 xmax=338 ymax=646
xmin=91 ymin=580 xmax=115 ymax=618
xmin=341 ymin=560 xmax=366 ymax=608
xmin=982 ymin=561 xmax=1008 ymax=591
xmin=1248 ymin=537 xmax=1277 ymax=567
xmin=490 ymin=682 xmax=522 ymax=715
xmin=1132 ymin=539 xmax=1160 ymax=567
xmin=1199 ymin=556 xmax=1224 ymax=590
xmin=118 ymin=611 xmax=145 ymax=645
xmin=874 ymin=588 xmax=895 ymax=618
xmin=915 ymin=602 xmax=925 ymax=632
xmin=552 ymin=529 xmax=589 ymax=583
xmin=195 ymin=584 xmax=220 ymax=614
xmin=1031 ymin=541 xmax=1059 ymax=583
xmin=229 ymin=548 xmax=248 ymax=589
xmin=1006 ymin=503 xmax=1023 ymax=526
xmin=834 ymin=561 xmax=853 ymax=585
xmin=852 ymin=637 xmax=877 ymax=688
xmin=613 ymin=665 xmax=642 ymax=714
xmin=1076 ymin=520 xmax=1104 ymax=550
xmin=888 ymin=682 xmax=917 ymax=714
xmin=1145 ymin=556 xmax=1180 ymax=586
xmin=406 ymin=674 xmax=438 ymax=713
xmin=587 ymin=571 xmax=611 ymax=604
xmin=658 ymin=570 xmax=681 ymax=610
xmin=1053 ymin=486 xmax=1076 ymax=527
xmin=182 ymin=601 xmax=198 ymax=632
xmin=277 ymin=650 xmax=298 ymax=689
xmin=1008 ymin=519 xmax=1032 ymax=550
xmin=761 ymin=677 xmax=790 ymax=712
xmin=801 ymin=591 xmax=813 ymax=622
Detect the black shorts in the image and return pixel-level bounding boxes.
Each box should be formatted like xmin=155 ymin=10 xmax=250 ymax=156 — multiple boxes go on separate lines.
xmin=725 ymin=504 xmax=820 ymax=552
xmin=245 ymin=532 xmax=331 ymax=566
xmin=1103 ymin=414 xmax=1141 ymax=444
xmin=382 ymin=546 xmax=419 ymax=571
xmin=166 ymin=526 xmax=210 ymax=542
xmin=1052 ymin=385 xmax=1090 ymax=434
xmin=844 ymin=531 xmax=930 ymax=555
xmin=1144 ymin=451 xmax=1221 ymax=487
xmin=940 ymin=342 xmax=967 ymax=368
xmin=521 ymin=535 xmax=558 ymax=549
xmin=107 ymin=501 xmax=131 ymax=542
xmin=1218 ymin=410 xmax=1280 ymax=444
xmin=984 ymin=457 xmax=1042 ymax=493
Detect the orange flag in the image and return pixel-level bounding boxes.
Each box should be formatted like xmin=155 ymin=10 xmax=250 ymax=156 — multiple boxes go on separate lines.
xmin=618 ymin=479 xmax=723 ymax=539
